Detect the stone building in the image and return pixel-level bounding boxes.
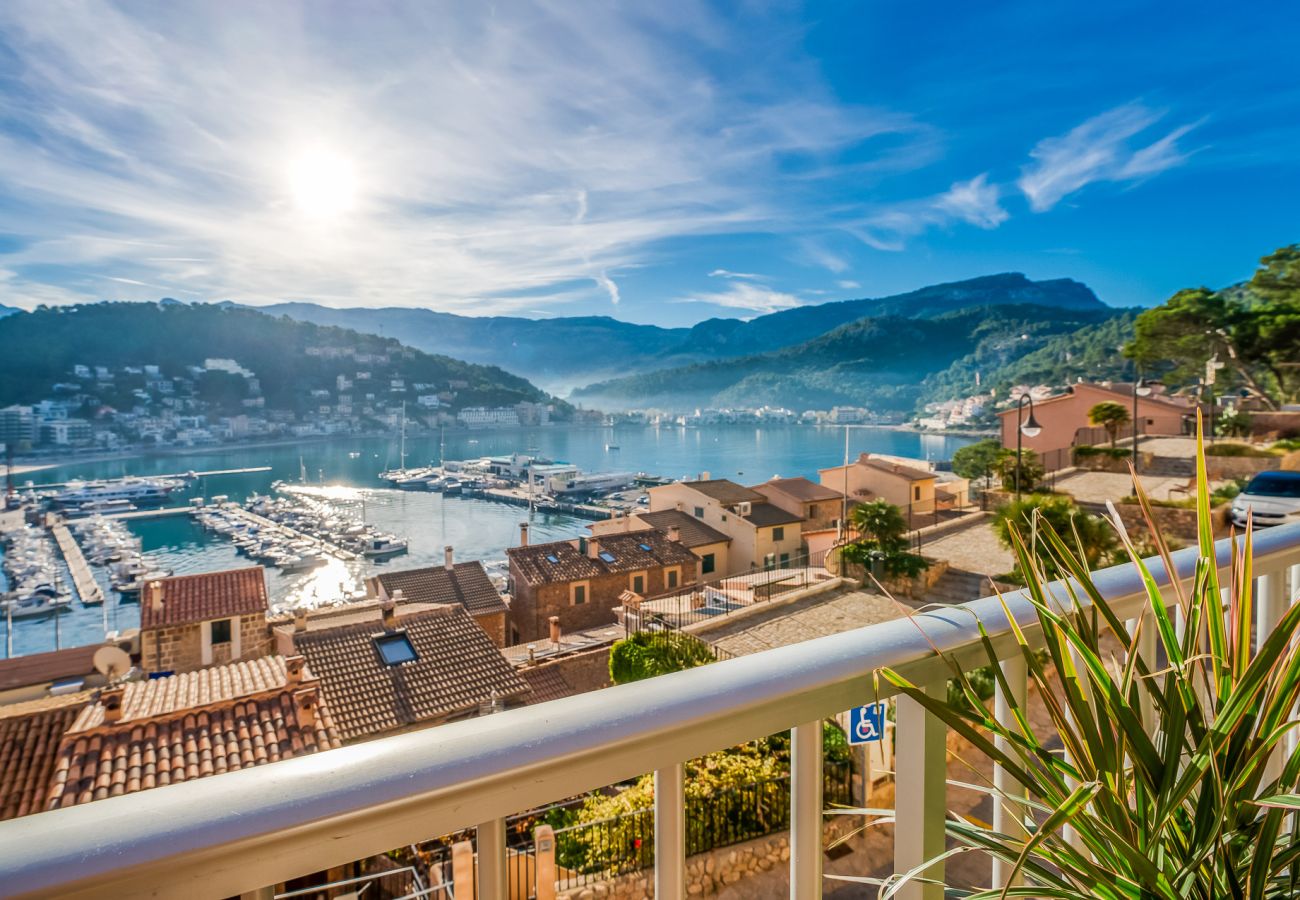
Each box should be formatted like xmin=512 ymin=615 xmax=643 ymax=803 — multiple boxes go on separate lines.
xmin=365 ymin=548 xmax=510 ymax=647
xmin=505 ymin=529 xmax=699 ymax=644
xmin=646 ymin=479 xmax=804 ymax=574
xmin=139 ymin=567 xmax=272 ymax=674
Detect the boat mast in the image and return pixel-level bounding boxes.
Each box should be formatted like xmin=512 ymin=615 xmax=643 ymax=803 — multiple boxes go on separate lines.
xmin=399 ymin=401 xmax=407 ymax=472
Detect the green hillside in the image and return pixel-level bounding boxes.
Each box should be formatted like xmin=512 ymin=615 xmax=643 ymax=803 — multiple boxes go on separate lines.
xmin=573 ymin=304 xmax=1120 ymax=412
xmin=0 ymin=302 xmax=561 ymax=416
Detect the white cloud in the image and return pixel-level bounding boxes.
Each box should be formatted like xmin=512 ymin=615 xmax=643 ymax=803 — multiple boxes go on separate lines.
xmin=836 ymin=279 xmax=860 ymax=289
xmin=797 ymin=241 xmax=851 ymax=274
xmin=1017 ymin=103 xmax=1198 ymax=211
xmin=933 ymin=173 xmax=1008 ymax=229
xmin=708 ymin=268 xmax=764 ymax=280
xmin=0 ymin=2 xmax=927 ymax=313
xmin=675 ymin=282 xmax=803 ymax=314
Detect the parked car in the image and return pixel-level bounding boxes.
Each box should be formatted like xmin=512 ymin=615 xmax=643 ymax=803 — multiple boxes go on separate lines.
xmin=1230 ymin=471 xmax=1300 ymax=528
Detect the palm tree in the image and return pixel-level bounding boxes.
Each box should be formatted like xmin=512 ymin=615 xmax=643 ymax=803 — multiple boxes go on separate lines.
xmin=1087 ymin=400 xmax=1130 ymax=447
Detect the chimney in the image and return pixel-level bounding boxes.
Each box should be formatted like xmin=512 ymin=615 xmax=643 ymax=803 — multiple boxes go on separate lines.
xmin=380 ymin=596 xmax=398 ymax=629
xmin=100 ymin=685 xmax=126 ymax=724
xmin=285 ymin=655 xmax=306 ymax=685
xmin=667 ymin=525 xmax=682 ymax=543
xmin=700 ymin=471 xmax=711 ymax=481
xmin=444 ymin=545 xmax=454 ymax=571
xmin=549 ymin=616 xmax=561 ymax=646
xmin=293 ymin=607 xmax=308 ymax=633
xmin=527 ymin=643 xmax=537 ymax=665
xmin=294 ymin=686 xmax=319 ymax=729
xmin=519 ymin=522 xmax=529 ymax=546
xmin=147 ymin=580 xmax=164 ymax=613
xmin=586 ymin=537 xmax=600 ymax=559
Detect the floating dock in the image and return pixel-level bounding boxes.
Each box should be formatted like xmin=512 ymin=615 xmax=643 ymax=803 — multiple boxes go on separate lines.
xmin=31 ymin=466 xmax=272 ymax=490
xmin=104 ymin=506 xmax=195 ymax=521
xmin=50 ymin=523 xmax=105 ymax=606
xmin=214 ymin=506 xmax=358 ymax=562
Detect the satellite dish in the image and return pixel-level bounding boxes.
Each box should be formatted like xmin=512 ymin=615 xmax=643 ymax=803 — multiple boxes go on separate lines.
xmin=93 ymin=645 xmax=131 ymax=681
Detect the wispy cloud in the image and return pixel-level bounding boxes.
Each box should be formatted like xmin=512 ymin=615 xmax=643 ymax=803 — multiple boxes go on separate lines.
xmin=1018 ymin=103 xmax=1199 ymax=211
xmin=934 ymin=174 xmax=1008 ymax=229
xmin=675 ymin=281 xmax=803 ymax=314
xmin=849 ymin=172 xmax=1008 ymax=251
xmin=708 ymin=268 xmax=765 ymax=280
xmin=0 ymin=2 xmax=928 ymax=313
xmin=836 ymin=279 xmax=860 ymax=289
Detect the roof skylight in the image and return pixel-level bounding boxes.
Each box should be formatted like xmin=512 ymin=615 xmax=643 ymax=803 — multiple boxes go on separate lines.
xmin=598 ymin=551 xmax=617 ymax=563
xmin=374 ymin=632 xmax=418 ymax=665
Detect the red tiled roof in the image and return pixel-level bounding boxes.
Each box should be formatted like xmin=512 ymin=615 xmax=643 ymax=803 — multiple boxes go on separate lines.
xmin=292 ymin=604 xmax=529 ymax=742
xmin=635 ymin=509 xmax=731 ymax=549
xmin=680 ymin=479 xmax=766 ymax=505
xmin=520 ymin=666 xmax=578 ymax=705
xmin=0 ymin=644 xmax=100 ymax=693
xmin=46 ymin=656 xmax=339 ymax=811
xmin=752 ymin=477 xmax=843 ymax=504
xmin=139 ymin=567 xmax=269 ymax=629
xmin=0 ymin=694 xmax=90 ymax=821
xmin=508 ymin=531 xmax=698 ymax=587
xmin=370 ymin=561 xmax=508 ymax=617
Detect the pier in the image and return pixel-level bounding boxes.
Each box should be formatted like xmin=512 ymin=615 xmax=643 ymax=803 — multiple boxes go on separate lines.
xmin=104 ymin=506 xmax=196 ymax=521
xmin=49 ymin=523 xmax=105 ymax=606
xmin=31 ymin=466 xmax=272 ymax=490
xmin=462 ymin=487 xmax=614 ymax=521
xmin=214 ymin=506 xmax=359 ymax=561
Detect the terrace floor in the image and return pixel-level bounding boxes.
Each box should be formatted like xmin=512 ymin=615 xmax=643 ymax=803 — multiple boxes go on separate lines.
xmin=694 ymin=588 xmax=903 ymax=658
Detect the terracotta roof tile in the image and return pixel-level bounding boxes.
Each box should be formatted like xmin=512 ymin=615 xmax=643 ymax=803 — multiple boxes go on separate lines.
xmin=741 ymin=503 xmax=804 ymax=527
xmin=635 ymin=510 xmax=731 ymax=548
xmin=0 ymin=695 xmax=89 ymax=821
xmin=370 ymin=562 xmax=507 ymax=617
xmin=292 ymin=604 xmax=529 ymax=742
xmin=752 ymin=477 xmax=843 ymax=504
xmin=45 ymin=656 xmax=339 ymax=812
xmin=680 ymin=479 xmax=766 ymax=505
xmin=520 ymin=666 xmax=579 ymax=705
xmin=507 ymin=531 xmax=697 ymax=587
xmin=139 ymin=567 xmax=269 ymax=629
xmin=0 ymin=644 xmax=100 ymax=693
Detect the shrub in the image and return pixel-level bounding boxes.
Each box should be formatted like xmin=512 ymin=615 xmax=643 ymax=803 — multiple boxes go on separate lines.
xmin=1273 ymin=437 xmax=1300 ymax=451
xmin=993 ymin=493 xmax=1116 ymax=580
xmin=997 ymin=449 xmax=1045 ymax=493
xmin=1072 ymin=445 xmax=1131 ymax=462
xmin=608 ymin=632 xmax=715 ymax=684
xmin=842 ymin=499 xmax=930 ymax=579
xmin=1204 ymin=441 xmax=1279 ymax=457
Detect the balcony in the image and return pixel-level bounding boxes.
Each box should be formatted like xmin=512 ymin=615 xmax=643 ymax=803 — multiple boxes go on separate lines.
xmin=2 ymin=522 xmax=1299 ymax=900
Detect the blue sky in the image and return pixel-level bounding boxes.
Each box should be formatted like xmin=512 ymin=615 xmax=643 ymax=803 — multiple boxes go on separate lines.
xmin=0 ymin=1 xmax=1295 ymax=326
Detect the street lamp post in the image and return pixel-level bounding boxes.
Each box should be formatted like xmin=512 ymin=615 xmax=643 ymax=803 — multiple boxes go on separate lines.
xmin=1015 ymin=394 xmax=1042 ymax=505
xmin=1131 ymin=374 xmax=1151 ymax=495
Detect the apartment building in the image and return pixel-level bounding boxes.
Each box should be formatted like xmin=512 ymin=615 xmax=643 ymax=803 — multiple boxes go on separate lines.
xmin=646 ymin=479 xmax=803 ymax=574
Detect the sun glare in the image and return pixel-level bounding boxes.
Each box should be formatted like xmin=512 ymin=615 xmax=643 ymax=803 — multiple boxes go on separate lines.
xmin=286 ymin=146 xmax=358 ymax=219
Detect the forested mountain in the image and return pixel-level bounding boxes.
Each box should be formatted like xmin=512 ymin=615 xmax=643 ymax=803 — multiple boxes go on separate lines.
xmin=572 ymin=304 xmax=1123 ymax=413
xmin=248 ymin=273 xmax=1106 ymax=390
xmin=0 ymin=303 xmax=559 ymax=415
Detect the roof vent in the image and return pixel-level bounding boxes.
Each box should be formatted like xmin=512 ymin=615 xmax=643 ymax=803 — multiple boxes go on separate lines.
xmin=444 ymin=545 xmax=454 ymax=571
xmin=147 ymin=580 xmax=164 ymax=612
xmin=285 ymin=655 xmax=306 ymax=684
xmin=100 ymin=685 xmax=126 ymax=724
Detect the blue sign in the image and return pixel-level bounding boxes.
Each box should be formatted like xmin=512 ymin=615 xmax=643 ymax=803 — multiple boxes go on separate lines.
xmin=848 ymin=702 xmax=885 ymax=745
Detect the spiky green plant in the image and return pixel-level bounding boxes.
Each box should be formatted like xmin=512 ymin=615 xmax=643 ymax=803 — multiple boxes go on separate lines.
xmin=879 ymin=415 xmax=1300 ymax=898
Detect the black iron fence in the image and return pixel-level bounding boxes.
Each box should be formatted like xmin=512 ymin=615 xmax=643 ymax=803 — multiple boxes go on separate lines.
xmin=552 ymin=762 xmax=854 ymax=891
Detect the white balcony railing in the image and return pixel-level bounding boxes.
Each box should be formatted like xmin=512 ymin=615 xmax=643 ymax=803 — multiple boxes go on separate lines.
xmin=2 ymin=522 xmax=1299 ymax=900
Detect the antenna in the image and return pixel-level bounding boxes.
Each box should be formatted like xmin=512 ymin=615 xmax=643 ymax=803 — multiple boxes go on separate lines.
xmin=93 ymin=645 xmax=131 ymax=682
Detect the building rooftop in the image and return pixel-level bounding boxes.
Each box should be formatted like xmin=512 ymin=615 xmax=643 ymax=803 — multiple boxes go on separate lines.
xmin=856 ymin=456 xmax=935 ymax=483
xmin=0 ymin=694 xmax=90 ymax=821
xmin=290 ymin=603 xmax=528 ymax=742
xmin=741 ymin=503 xmax=804 ymax=527
xmin=752 ymin=477 xmax=842 ymax=504
xmin=519 ymin=665 xmax=579 ymax=705
xmin=679 ymin=479 xmax=766 ymax=506
xmin=139 ymin=566 xmax=269 ymax=630
xmin=636 ymin=509 xmax=731 ymax=548
xmin=47 ymin=656 xmax=338 ymax=812
xmin=0 ymin=644 xmax=101 ymax=694
xmin=369 ymin=561 xmax=508 ymax=618
xmin=507 ymin=530 xmax=698 ymax=587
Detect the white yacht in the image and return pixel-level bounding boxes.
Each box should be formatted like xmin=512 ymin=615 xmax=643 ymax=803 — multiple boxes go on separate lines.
xmin=52 ymin=477 xmax=182 ymax=508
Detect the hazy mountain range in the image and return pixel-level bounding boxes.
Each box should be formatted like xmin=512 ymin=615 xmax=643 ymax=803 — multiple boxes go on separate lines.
xmin=239 ymin=273 xmax=1108 ymax=394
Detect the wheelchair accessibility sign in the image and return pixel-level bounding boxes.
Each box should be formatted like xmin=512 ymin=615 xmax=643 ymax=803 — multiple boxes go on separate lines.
xmin=848 ymin=702 xmax=885 ymax=745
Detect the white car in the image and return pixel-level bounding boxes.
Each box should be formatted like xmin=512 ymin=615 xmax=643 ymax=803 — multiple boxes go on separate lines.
xmin=1230 ymin=471 xmax=1300 ymax=528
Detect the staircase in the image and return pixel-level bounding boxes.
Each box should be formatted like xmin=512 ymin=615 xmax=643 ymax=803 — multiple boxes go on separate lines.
xmin=922 ymin=567 xmax=991 ymax=606
xmin=1143 ymin=454 xmax=1195 ymax=477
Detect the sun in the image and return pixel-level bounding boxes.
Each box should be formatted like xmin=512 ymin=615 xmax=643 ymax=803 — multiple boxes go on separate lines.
xmin=286 ymin=146 xmax=358 ymax=220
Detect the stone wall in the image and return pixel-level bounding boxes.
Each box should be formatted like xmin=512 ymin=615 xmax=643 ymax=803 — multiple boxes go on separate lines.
xmin=1114 ymin=501 xmax=1231 ymax=544
xmin=1204 ymin=453 xmax=1282 ymax=480
xmin=141 ymin=613 xmax=272 ymax=674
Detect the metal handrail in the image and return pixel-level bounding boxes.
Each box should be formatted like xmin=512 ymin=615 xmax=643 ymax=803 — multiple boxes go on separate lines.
xmin=1 ymin=523 xmax=1297 ymax=900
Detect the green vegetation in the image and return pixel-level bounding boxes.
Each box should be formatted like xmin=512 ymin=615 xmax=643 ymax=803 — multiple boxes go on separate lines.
xmin=951 ymin=439 xmax=1003 ymax=488
xmin=993 ymin=494 xmax=1115 ymax=581
xmin=998 ymin=448 xmax=1045 ymax=493
xmin=881 ymin=419 xmax=1300 ymax=898
xmin=608 ymin=632 xmax=715 ymax=684
xmin=1072 ymin=445 xmax=1131 ymax=462
xmin=1204 ymin=442 xmax=1279 ymax=458
xmin=1214 ymin=407 xmax=1253 ymax=438
xmin=839 ymin=499 xmax=929 ymax=578
xmin=1273 ymin=438 xmax=1300 ymax=451
xmin=1087 ymin=401 xmax=1131 ymax=447
xmin=0 ymin=302 xmax=563 ymax=415
xmin=1127 ymin=244 xmax=1300 ymax=409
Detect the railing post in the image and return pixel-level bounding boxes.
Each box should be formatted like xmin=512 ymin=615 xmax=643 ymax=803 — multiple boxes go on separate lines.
xmin=452 ymin=840 xmax=476 ymax=900
xmin=655 ymin=763 xmax=686 ymax=900
xmin=534 ymin=824 xmax=556 ymax=900
xmin=477 ymin=818 xmax=507 ymax=900
xmin=790 ymin=720 xmax=823 ymax=899
xmin=895 ymin=680 xmax=945 ymax=900
xmin=1259 ymin=571 xmax=1288 ymax=785
xmin=992 ymin=656 xmax=1027 ymax=890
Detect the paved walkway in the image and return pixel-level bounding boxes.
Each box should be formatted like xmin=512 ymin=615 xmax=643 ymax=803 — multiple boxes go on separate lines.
xmin=699 ymin=588 xmax=904 ymax=658
xmin=1054 ymin=470 xmax=1224 ymax=503
xmin=921 ymin=521 xmax=1013 ymax=577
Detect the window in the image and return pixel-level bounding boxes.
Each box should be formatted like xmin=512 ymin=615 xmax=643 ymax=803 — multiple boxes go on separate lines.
xmin=772 ymin=526 xmax=785 ymax=541
xmin=599 ymin=550 xmax=617 ymax=564
xmin=632 ymin=574 xmax=645 ymax=594
xmin=210 ymin=618 xmax=232 ymax=644
xmin=808 ymin=504 xmax=818 ymax=519
xmin=914 ymin=486 xmax=921 ymax=501
xmin=694 ymin=506 xmax=704 ymax=519
xmin=779 ymin=553 xmax=790 ymax=569
xmin=667 ymin=569 xmax=679 ymax=589
xmin=572 ymin=583 xmax=587 ymax=605
xmin=638 ymin=542 xmax=652 ymax=552
xmin=701 ymin=553 xmax=716 ymax=575
xmin=374 ymin=632 xmax=418 ymax=665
